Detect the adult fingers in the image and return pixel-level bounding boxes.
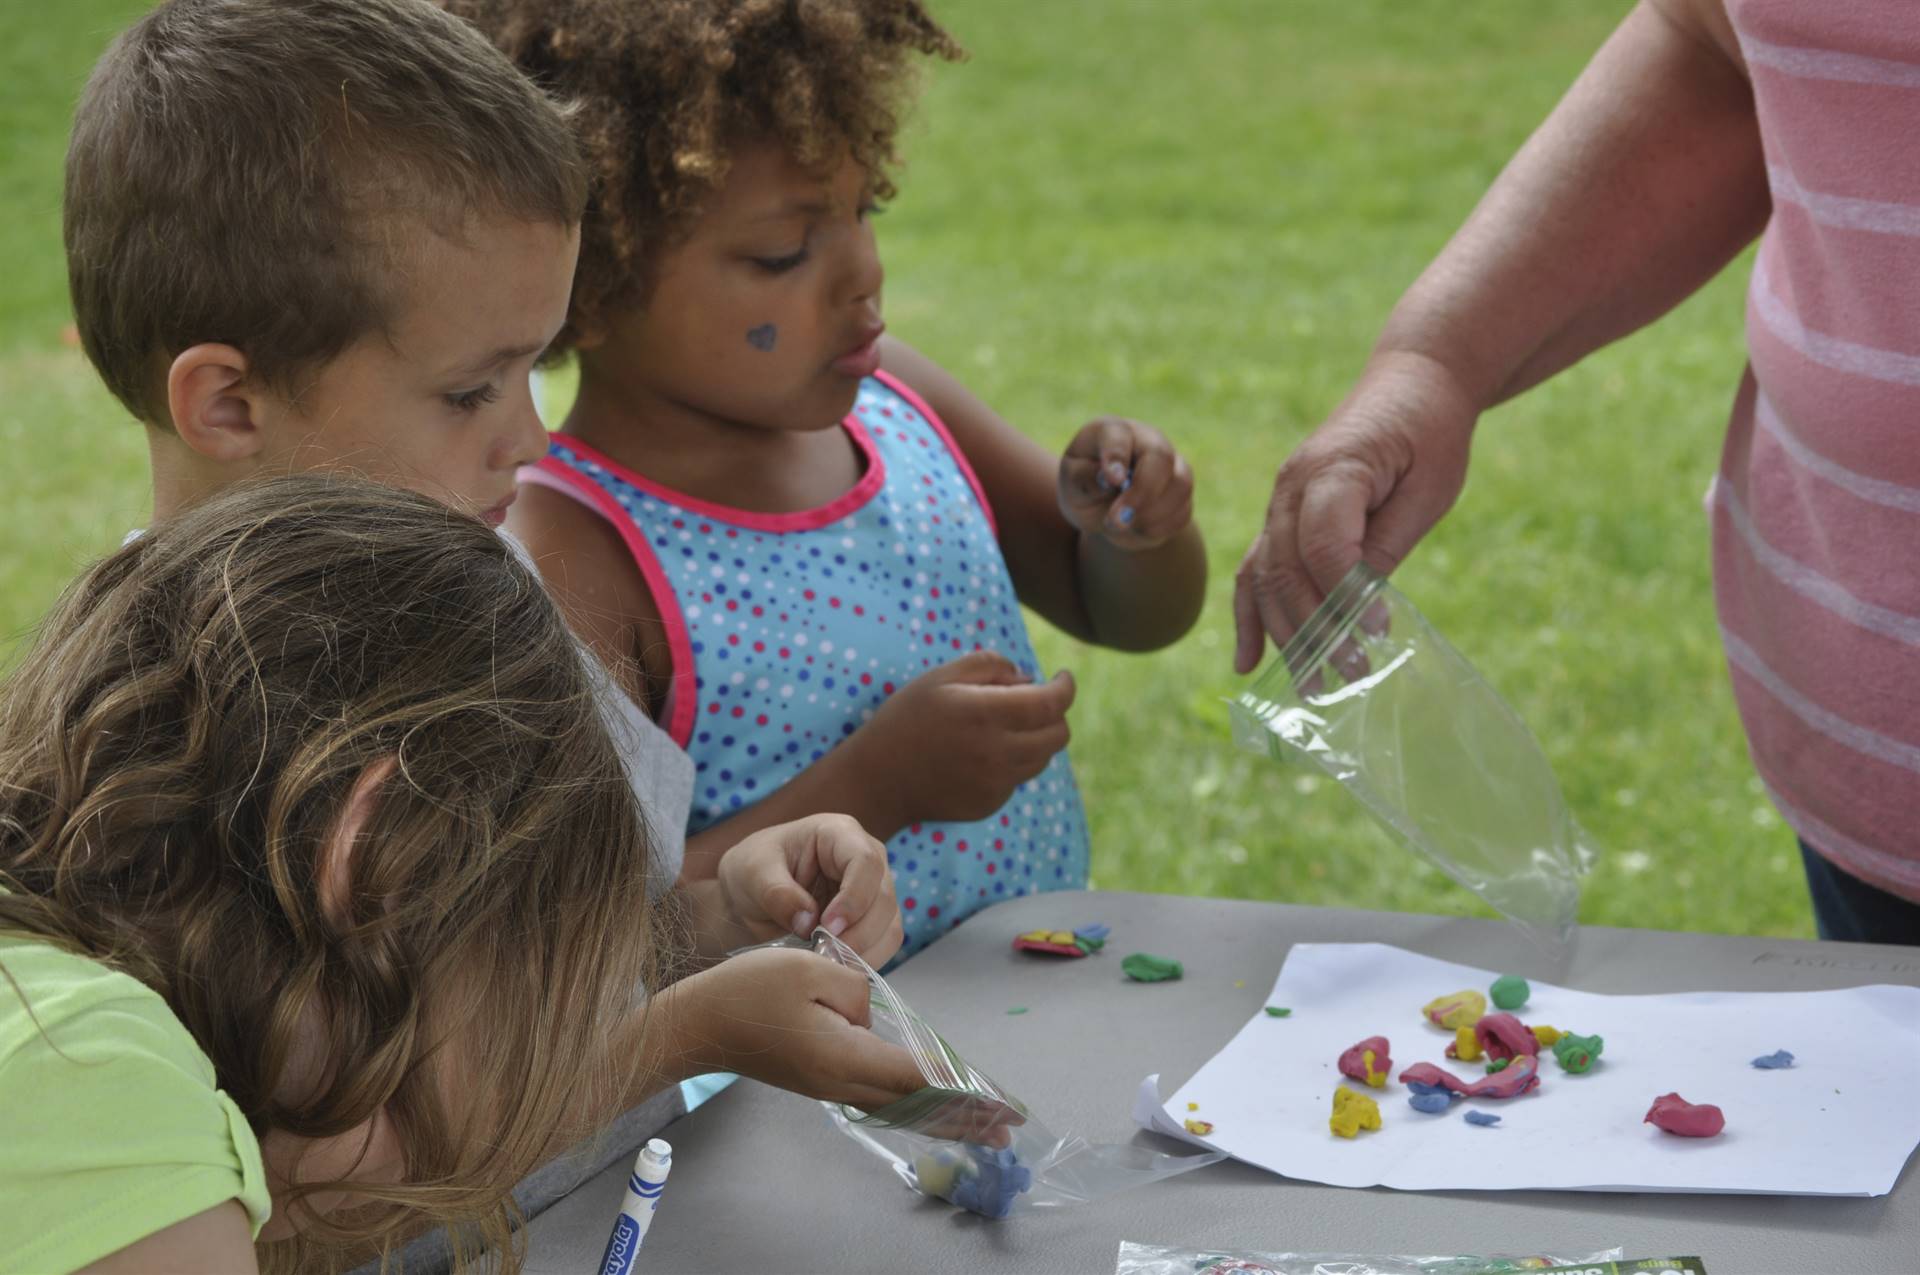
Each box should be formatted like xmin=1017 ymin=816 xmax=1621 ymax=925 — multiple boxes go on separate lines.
xmin=1294 ymin=461 xmax=1374 ymax=600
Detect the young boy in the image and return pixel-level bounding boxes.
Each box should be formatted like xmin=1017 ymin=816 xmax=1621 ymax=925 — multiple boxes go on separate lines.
xmin=60 ymin=0 xmax=921 ymax=1265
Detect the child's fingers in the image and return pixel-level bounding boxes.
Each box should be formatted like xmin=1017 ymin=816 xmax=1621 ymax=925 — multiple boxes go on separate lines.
xmin=961 ymin=669 xmax=1075 ymax=731
xmin=1106 ymin=444 xmax=1184 ymax=537
xmin=809 ymin=960 xmax=878 ymax=1030
xmin=1060 ymin=418 xmax=1137 ymax=508
xmin=832 ymin=890 xmax=904 ymax=968
xmin=1008 ymin=719 xmax=1072 ymax=775
xmin=814 ymin=819 xmax=893 ymax=937
xmin=831 ymin=1037 xmax=933 ymax=1112
xmin=937 ymin=649 xmax=1028 ymax=687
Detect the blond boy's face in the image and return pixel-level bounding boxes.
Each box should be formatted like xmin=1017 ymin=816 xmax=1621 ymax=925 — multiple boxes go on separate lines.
xmin=260 ymin=217 xmax=580 ymax=523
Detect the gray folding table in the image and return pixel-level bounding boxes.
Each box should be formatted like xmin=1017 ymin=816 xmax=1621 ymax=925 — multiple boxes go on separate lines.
xmin=523 ymin=890 xmax=1920 ymax=1274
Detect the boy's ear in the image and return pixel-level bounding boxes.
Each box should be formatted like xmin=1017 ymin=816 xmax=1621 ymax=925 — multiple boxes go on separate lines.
xmin=166 ymin=344 xmax=271 ymax=461
xmin=317 ymin=757 xmax=400 ymax=931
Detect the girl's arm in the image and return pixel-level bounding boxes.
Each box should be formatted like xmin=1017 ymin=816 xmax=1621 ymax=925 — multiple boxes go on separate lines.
xmin=78 ymin=1203 xmax=258 ymax=1274
xmin=878 ymin=338 xmax=1208 ymax=652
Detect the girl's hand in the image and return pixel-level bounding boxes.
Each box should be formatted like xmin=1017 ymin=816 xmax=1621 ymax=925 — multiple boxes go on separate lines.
xmin=716 ymin=815 xmax=904 ymax=967
xmin=1057 ymin=417 xmax=1195 ymax=550
xmin=675 ymin=948 xmax=1020 ymax=1143
xmin=848 ymin=651 xmax=1074 ymax=829
xmin=680 ymin=947 xmax=928 ymax=1111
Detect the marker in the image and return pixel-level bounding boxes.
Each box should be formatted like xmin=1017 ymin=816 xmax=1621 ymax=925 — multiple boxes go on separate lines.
xmin=598 ymin=1138 xmax=672 ymax=1275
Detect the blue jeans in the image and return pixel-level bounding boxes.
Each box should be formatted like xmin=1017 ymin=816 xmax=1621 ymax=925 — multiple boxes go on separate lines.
xmin=1799 ymin=840 xmax=1920 ymax=946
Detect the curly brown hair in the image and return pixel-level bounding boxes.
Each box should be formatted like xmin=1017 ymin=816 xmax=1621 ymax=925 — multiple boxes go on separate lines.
xmin=440 ymin=0 xmax=963 ymax=350
xmin=0 ymin=476 xmax=668 ymax=1271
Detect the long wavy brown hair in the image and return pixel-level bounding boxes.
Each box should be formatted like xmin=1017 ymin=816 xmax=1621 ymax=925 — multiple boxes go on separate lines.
xmin=0 ymin=477 xmax=668 ymax=1271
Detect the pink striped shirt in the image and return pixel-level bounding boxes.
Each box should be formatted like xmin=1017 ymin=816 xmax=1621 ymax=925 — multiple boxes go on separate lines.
xmin=1716 ymin=1 xmax=1920 ymax=901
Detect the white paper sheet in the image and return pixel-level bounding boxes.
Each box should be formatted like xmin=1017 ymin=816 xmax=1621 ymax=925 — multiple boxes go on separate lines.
xmin=1134 ymin=943 xmax=1920 ymax=1196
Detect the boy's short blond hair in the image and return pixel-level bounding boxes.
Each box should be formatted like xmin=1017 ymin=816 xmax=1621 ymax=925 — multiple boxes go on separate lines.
xmin=64 ymin=0 xmax=588 ymax=425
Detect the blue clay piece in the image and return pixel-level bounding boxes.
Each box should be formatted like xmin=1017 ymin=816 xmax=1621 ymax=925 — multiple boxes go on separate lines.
xmin=1076 ymin=923 xmax=1111 ymax=942
xmin=1406 ymin=1080 xmax=1452 ymax=1098
xmin=1408 ymin=1091 xmax=1452 ymax=1114
xmin=1751 ymin=1049 xmax=1795 ymax=1070
xmin=1464 ymin=1110 xmax=1502 ymax=1127
xmin=947 ymin=1145 xmax=1032 ymax=1220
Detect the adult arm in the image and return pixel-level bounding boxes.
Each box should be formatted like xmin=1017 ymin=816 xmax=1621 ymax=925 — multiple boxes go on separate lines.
xmin=1234 ymin=0 xmax=1768 ymax=669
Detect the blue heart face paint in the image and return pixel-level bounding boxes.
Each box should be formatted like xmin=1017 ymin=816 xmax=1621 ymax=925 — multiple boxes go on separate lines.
xmin=746 ymin=323 xmax=777 ymax=351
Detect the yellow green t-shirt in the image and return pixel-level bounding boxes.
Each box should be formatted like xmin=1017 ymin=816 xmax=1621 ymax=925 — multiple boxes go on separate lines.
xmin=0 ymin=930 xmax=271 ymax=1272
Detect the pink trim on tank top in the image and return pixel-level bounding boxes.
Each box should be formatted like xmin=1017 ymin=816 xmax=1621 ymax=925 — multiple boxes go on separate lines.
xmin=524 ymin=456 xmax=699 ymax=748
xmin=548 ymin=415 xmax=887 ymax=534
xmin=872 ymin=369 xmax=1000 ymax=539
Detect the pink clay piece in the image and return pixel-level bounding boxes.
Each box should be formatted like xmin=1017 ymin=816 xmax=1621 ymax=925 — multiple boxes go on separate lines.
xmin=1644 ymin=1093 xmax=1725 ymax=1138
xmin=1473 ymin=1011 xmax=1540 ymax=1061
xmin=1399 ymin=1053 xmax=1541 ymax=1100
xmin=1337 ymin=1035 xmax=1393 ymax=1088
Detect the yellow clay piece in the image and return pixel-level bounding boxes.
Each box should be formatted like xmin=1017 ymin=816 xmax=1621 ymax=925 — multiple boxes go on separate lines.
xmin=1532 ymin=1025 xmax=1563 ymax=1047
xmin=1422 ymin=989 xmax=1487 ymax=1031
xmin=1187 ymin=1102 xmax=1199 ymax=1112
xmin=1361 ymin=1048 xmax=1387 ymax=1088
xmin=1184 ymin=1118 xmax=1215 ymax=1135
xmin=1453 ymin=1024 xmax=1484 ymax=1062
xmin=1329 ymin=1087 xmax=1382 ymax=1138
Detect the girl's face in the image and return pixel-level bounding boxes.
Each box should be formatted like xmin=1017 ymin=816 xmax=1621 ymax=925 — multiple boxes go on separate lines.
xmin=592 ymin=139 xmax=886 ymax=433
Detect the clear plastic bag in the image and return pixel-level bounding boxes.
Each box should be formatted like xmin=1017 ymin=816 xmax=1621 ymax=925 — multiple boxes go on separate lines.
xmin=810 ymin=929 xmax=1224 ymax=1218
xmin=1114 ymin=1241 xmax=1629 ymax=1274
xmin=1230 ymin=565 xmax=1594 ymax=950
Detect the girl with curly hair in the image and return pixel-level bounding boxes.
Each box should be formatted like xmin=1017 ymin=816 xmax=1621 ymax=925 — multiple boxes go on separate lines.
xmin=458 ymin=0 xmax=1210 ymax=957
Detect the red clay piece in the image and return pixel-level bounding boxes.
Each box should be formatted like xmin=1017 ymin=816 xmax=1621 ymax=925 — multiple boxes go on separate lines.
xmin=1338 ymin=1035 xmax=1393 ymax=1088
xmin=1474 ymin=1011 xmax=1540 ymax=1061
xmin=1644 ymin=1093 xmax=1725 ymax=1138
xmin=1400 ymin=1054 xmax=1541 ymax=1100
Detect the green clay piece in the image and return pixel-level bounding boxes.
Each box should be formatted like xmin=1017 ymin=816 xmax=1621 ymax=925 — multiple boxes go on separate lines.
xmin=1122 ymin=952 xmax=1184 ymax=983
xmin=1073 ymin=935 xmax=1104 ymax=954
xmin=1265 ymin=1006 xmax=1292 ymax=1018
xmin=1486 ymin=1057 xmax=1511 ymax=1073
xmin=1489 ymin=974 xmax=1530 ymax=1011
xmin=1552 ymin=1031 xmax=1604 ymax=1074
xmin=1006 ymin=1007 xmax=1029 ymax=1016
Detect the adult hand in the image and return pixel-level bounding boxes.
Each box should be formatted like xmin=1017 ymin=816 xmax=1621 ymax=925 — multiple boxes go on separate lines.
xmin=1233 ymin=351 xmax=1478 ymax=673
xmin=716 ymin=814 xmax=904 ymax=967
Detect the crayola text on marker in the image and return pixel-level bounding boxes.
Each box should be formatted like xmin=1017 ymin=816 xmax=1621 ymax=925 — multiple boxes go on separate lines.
xmin=600 ymin=1138 xmax=673 ymax=1275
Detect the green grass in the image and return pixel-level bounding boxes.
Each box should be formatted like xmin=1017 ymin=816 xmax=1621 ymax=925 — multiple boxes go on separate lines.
xmin=0 ymin=0 xmax=1811 ymax=937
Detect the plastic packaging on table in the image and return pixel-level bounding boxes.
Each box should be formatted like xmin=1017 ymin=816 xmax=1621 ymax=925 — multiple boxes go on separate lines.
xmin=1230 ymin=564 xmax=1595 ymax=951
xmin=810 ymin=929 xmax=1224 ymax=1218
xmin=1114 ymin=1241 xmax=1629 ymax=1275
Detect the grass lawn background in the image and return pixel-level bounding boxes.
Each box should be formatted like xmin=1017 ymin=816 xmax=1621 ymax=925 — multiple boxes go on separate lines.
xmin=0 ymin=0 xmax=1808 ymax=937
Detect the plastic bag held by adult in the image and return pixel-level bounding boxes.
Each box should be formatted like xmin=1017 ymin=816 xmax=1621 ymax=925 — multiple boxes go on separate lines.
xmin=807 ymin=930 xmax=1222 ymax=1218
xmin=1229 ymin=564 xmax=1594 ymax=950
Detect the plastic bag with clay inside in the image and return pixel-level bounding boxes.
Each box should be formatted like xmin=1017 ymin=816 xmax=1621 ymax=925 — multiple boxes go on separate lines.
xmin=1114 ymin=1241 xmax=1629 ymax=1274
xmin=1230 ymin=564 xmax=1595 ymax=950
xmin=810 ymin=929 xmax=1224 ymax=1218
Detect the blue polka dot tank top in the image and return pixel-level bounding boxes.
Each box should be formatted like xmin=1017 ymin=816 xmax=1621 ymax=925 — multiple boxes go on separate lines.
xmin=534 ymin=371 xmax=1091 ymax=957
